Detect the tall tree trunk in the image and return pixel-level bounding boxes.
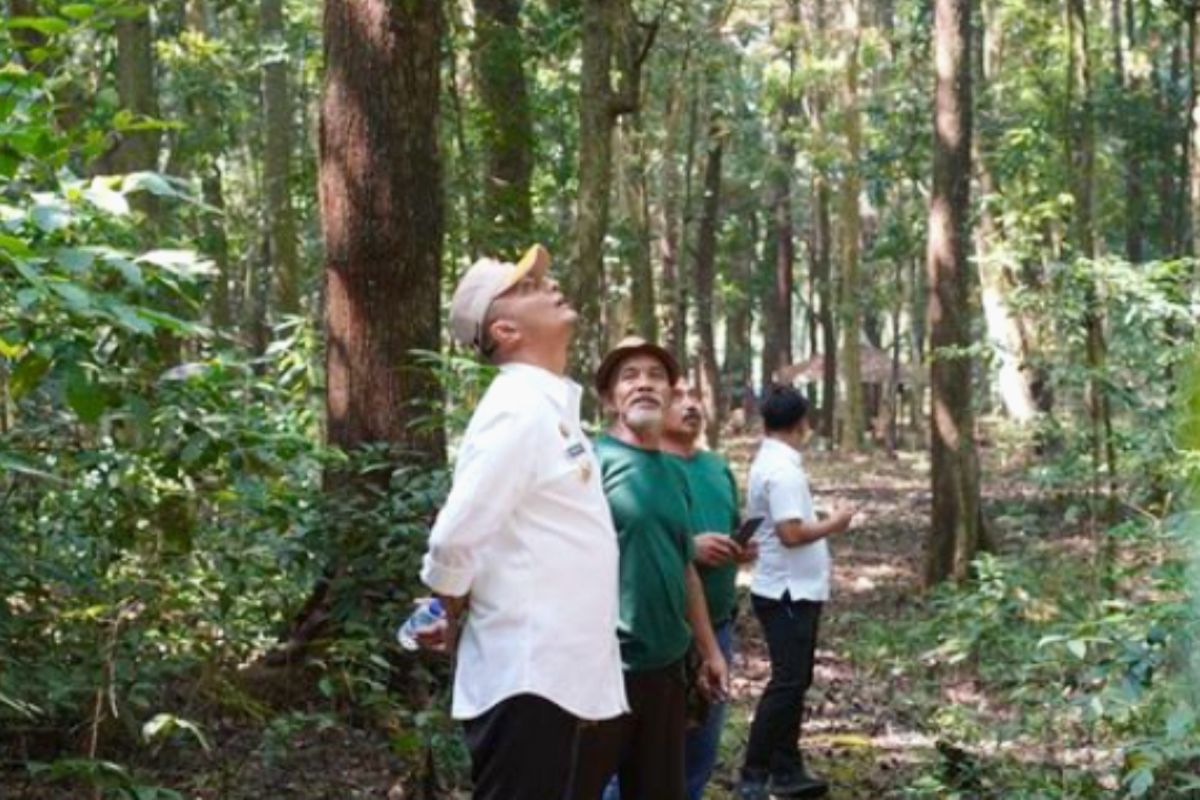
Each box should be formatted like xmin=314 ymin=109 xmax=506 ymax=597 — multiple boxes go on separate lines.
xmin=839 ymin=0 xmax=865 ymax=451
xmin=974 ymin=1 xmax=1036 ymax=423
xmin=1111 ymin=0 xmax=1145 ymax=262
xmin=694 ymin=120 xmax=724 ymax=447
xmin=111 ymin=5 xmax=160 ymax=188
xmin=473 ymin=0 xmax=534 ymax=254
xmin=619 ymin=116 xmax=657 ymax=340
xmin=573 ymin=0 xmax=654 ymax=373
xmin=725 ymin=210 xmax=757 ymax=408
xmin=1190 ymin=3 xmax=1200 ymax=258
xmin=925 ymin=0 xmax=982 ymax=586
xmin=659 ymin=51 xmax=688 ymax=362
xmin=262 ymin=0 xmax=301 ymax=317
xmin=1068 ymin=0 xmax=1118 ymax=524
xmin=763 ymin=0 xmax=800 ymax=383
xmin=320 ymin=0 xmax=445 ymax=465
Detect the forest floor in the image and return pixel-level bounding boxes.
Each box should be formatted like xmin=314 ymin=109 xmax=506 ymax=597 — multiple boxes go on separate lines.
xmin=707 ymin=441 xmax=944 ymax=799
xmin=9 ymin=437 xmax=1109 ymax=799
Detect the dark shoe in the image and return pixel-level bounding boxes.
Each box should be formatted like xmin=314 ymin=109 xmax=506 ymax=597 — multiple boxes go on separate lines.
xmin=734 ymin=780 xmax=771 ymax=800
xmin=769 ymin=767 xmax=829 ymax=798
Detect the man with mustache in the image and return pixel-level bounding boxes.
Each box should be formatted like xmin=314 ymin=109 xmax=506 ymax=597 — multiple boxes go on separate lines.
xmin=417 ymin=246 xmax=627 ymax=800
xmin=661 ymin=376 xmax=755 ymax=800
xmin=589 ymin=337 xmax=729 ymax=800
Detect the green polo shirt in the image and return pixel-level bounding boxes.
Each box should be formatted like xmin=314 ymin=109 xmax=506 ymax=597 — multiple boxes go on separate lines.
xmin=595 ymin=434 xmax=696 ymax=672
xmin=668 ymin=450 xmax=740 ymax=626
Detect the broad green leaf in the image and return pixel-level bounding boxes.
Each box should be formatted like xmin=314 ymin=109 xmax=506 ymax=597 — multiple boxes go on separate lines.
xmin=0 ymin=452 xmax=61 ymax=483
xmin=59 ymin=4 xmax=95 ymax=21
xmin=65 ymin=366 xmax=105 ymax=424
xmin=10 ymin=351 xmax=49 ymax=397
xmin=0 ymin=234 xmax=31 ymax=257
xmin=54 ymin=247 xmax=95 ymax=274
xmin=142 ymin=713 xmax=211 ymax=753
xmin=6 ymin=16 xmax=71 ymax=36
xmin=11 ymin=258 xmax=43 ymax=286
xmin=82 ymin=184 xmax=130 ymax=216
xmin=1167 ymin=705 xmax=1195 ymax=740
xmin=30 ymin=200 xmax=71 ymax=232
xmin=137 ymin=249 xmax=214 ymax=278
xmin=1066 ymin=639 xmax=1087 ymax=659
xmin=108 ymin=303 xmax=154 ymax=334
xmin=50 ymin=280 xmax=93 ymax=311
xmin=0 ymin=336 xmax=22 ymax=358
xmin=122 ymin=171 xmax=177 ymax=196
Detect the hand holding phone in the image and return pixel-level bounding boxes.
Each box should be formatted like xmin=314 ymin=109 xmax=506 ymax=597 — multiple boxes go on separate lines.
xmin=732 ymin=516 xmax=765 ymax=547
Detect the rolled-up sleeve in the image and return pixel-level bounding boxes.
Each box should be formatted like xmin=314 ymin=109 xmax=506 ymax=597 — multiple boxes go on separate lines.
xmin=766 ymin=465 xmax=814 ymax=526
xmin=420 ymin=405 xmax=536 ymax=597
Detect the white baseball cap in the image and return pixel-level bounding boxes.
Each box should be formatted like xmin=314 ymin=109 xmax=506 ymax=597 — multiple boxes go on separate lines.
xmin=449 ymin=244 xmax=551 ymax=350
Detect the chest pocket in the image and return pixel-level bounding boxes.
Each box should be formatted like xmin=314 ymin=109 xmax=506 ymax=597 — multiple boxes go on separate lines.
xmin=535 ymin=424 xmax=595 ymax=488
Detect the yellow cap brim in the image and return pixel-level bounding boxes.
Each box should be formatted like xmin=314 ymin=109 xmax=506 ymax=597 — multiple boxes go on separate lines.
xmin=501 ymin=243 xmax=551 ymax=292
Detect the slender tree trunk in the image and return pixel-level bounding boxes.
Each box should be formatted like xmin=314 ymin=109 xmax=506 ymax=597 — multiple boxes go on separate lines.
xmin=619 ymin=117 xmax=657 ymax=340
xmin=1111 ymin=0 xmax=1145 ymax=262
xmin=926 ymin=0 xmax=982 ymax=586
xmin=725 ymin=210 xmax=757 ymax=406
xmin=473 ymin=0 xmax=534 ymax=254
xmin=840 ymin=0 xmax=865 ymax=451
xmin=659 ymin=51 xmax=687 ymax=361
xmin=694 ymin=120 xmax=724 ymax=447
xmin=111 ymin=5 xmax=160 ymax=186
xmin=763 ymin=0 xmax=800 ymax=384
xmin=320 ymin=0 xmax=445 ymax=465
xmin=1190 ymin=4 xmax=1200 ymax=258
xmin=1068 ymin=0 xmax=1118 ymax=524
xmin=262 ymin=0 xmax=301 ymax=316
xmin=573 ymin=0 xmax=654 ymax=371
xmin=974 ymin=2 xmax=1036 ymax=423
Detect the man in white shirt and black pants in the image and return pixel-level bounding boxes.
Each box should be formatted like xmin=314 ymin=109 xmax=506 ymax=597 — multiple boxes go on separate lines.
xmin=736 ymin=386 xmax=855 ymax=800
xmin=418 ymin=245 xmax=628 ymax=800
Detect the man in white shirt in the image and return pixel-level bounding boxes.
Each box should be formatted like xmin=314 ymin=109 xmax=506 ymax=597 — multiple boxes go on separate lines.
xmin=418 ymin=245 xmax=627 ymax=800
xmin=736 ymin=385 xmax=855 ymax=800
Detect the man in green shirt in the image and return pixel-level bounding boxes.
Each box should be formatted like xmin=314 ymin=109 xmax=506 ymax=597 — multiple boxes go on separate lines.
xmin=661 ymin=375 xmax=754 ymax=800
xmin=591 ymin=336 xmax=728 ymax=800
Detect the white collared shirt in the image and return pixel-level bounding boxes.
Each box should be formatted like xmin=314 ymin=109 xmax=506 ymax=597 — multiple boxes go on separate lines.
xmin=420 ymin=363 xmax=628 ymax=721
xmin=747 ymin=437 xmax=831 ymax=602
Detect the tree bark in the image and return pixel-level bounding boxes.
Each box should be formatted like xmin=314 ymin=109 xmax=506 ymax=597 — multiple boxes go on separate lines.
xmin=724 ymin=210 xmax=757 ymax=409
xmin=262 ymin=0 xmax=302 ymax=316
xmin=762 ymin=0 xmax=800 ymax=384
xmin=320 ymin=0 xmax=445 ymax=465
xmin=473 ymin=0 xmax=534 ymax=255
xmin=110 ymin=5 xmax=160 ymax=183
xmin=1067 ymin=0 xmax=1118 ymax=522
xmin=974 ymin=1 xmax=1036 ymax=423
xmin=1190 ymin=3 xmax=1200 ymax=258
xmin=658 ymin=50 xmax=688 ymax=362
xmin=925 ymin=0 xmax=982 ymax=586
xmin=694 ymin=119 xmax=724 ymax=447
xmin=618 ymin=116 xmax=657 ymax=340
xmin=572 ymin=0 xmax=655 ymax=372
xmin=839 ymin=0 xmax=865 ymax=451
xmin=1111 ymin=0 xmax=1145 ymax=262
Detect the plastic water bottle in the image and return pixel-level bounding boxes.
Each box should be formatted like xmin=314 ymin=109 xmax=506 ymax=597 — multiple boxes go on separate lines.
xmin=396 ymin=598 xmax=445 ymax=651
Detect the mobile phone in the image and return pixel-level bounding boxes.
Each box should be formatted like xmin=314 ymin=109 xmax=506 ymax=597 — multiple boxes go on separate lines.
xmin=732 ymin=516 xmax=765 ymax=547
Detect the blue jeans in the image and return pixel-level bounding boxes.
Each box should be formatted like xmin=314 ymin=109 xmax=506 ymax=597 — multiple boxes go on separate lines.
xmin=602 ymin=620 xmax=735 ymax=800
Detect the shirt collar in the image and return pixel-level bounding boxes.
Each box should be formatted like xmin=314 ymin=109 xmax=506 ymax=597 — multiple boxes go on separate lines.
xmin=500 ymin=362 xmax=579 ymax=417
xmin=760 ymin=436 xmax=803 ymax=466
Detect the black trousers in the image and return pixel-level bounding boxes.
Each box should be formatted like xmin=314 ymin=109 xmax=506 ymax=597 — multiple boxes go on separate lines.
xmin=577 ymin=660 xmax=688 ymax=800
xmin=742 ymin=593 xmax=823 ymax=777
xmin=463 ymin=694 xmax=623 ymax=800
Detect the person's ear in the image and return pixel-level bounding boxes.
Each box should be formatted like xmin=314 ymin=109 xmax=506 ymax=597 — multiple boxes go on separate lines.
xmin=487 ymin=318 xmax=520 ymax=350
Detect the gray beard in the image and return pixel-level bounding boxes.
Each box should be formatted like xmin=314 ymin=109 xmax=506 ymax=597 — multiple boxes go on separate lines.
xmin=625 ymin=406 xmax=664 ymax=434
